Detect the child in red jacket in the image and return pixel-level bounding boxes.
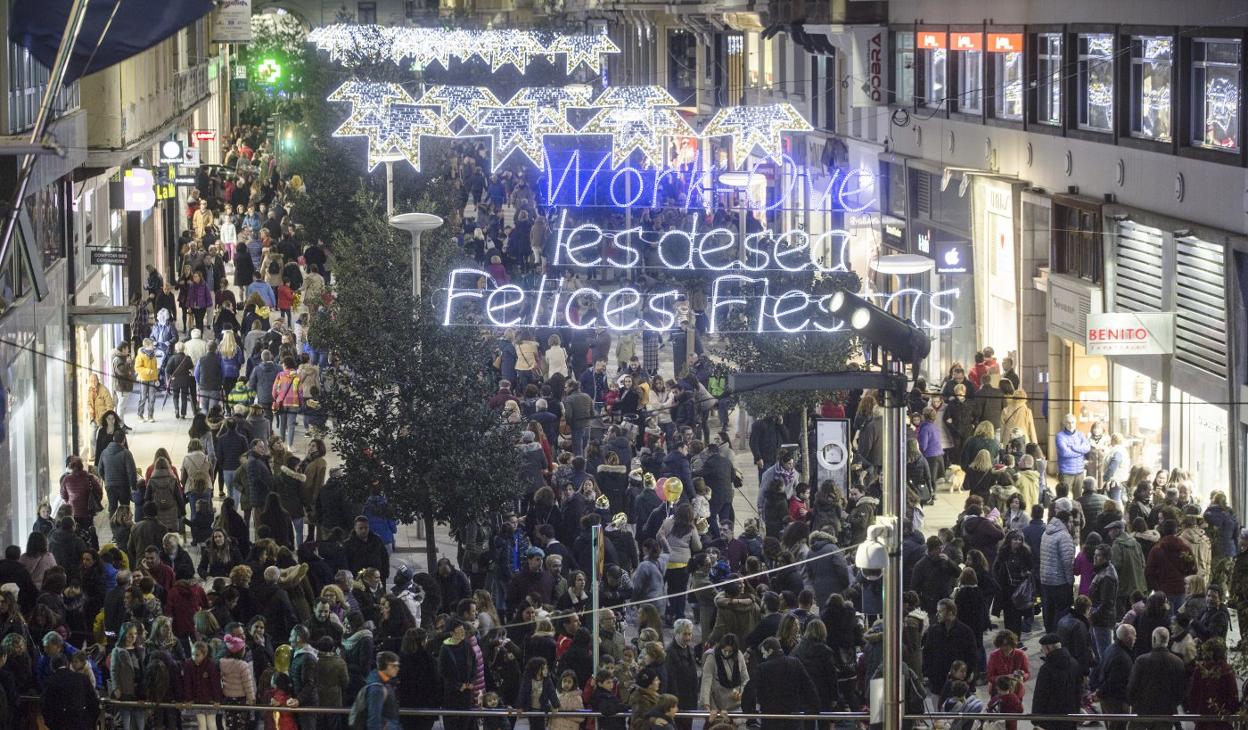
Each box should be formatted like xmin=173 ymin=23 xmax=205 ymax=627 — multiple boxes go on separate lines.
xmin=276 ymin=282 xmax=295 ymax=326
xmin=263 ymin=673 xmax=299 ymax=730
xmin=788 ymin=482 xmax=811 ymax=523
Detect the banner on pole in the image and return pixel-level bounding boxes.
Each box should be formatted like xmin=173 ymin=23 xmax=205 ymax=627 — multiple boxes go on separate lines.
xmin=213 ymin=0 xmax=252 ymax=43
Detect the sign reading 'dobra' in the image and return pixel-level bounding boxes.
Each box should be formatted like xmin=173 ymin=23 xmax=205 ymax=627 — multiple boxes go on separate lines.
xmin=443 ymin=212 xmax=961 ymax=334
xmin=1085 ymin=311 xmax=1175 ymax=356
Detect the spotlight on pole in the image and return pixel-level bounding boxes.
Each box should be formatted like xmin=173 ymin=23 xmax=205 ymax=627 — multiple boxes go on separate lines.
xmin=830 ymin=287 xmax=931 ymax=371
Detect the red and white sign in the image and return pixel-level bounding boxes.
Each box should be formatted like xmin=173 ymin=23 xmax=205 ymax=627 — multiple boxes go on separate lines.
xmin=918 ymin=31 xmax=947 ymax=50
xmin=951 ymin=32 xmax=982 ymax=51
xmin=1085 ymin=311 xmax=1174 ymax=356
xmin=988 ymin=33 xmax=1024 ymax=53
xmin=193 ymin=129 xmax=216 ymax=142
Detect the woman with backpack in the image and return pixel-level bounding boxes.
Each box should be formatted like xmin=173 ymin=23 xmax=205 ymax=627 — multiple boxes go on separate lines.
xmin=108 ymin=621 xmax=143 ymax=730
xmin=145 ymin=457 xmax=185 ymax=535
xmin=181 ymin=439 xmax=214 ymax=524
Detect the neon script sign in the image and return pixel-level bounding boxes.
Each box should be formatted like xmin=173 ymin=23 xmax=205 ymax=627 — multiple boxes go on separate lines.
xmin=443 ymin=212 xmax=959 ymax=334
xmin=542 ymin=150 xmax=877 ymax=214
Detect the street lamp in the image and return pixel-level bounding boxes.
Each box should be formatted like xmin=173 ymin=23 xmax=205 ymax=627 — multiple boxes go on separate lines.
xmin=377 ymin=153 xmax=406 ymax=219
xmin=389 ymin=212 xmax=443 ymax=298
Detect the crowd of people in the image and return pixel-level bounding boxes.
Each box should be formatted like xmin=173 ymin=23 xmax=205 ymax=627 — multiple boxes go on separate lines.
xmin=4 ymin=119 xmax=1245 ymax=730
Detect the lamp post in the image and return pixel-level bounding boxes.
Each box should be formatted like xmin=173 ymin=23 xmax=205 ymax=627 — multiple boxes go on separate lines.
xmin=389 ymin=212 xmax=443 ymax=298
xmin=378 ymin=154 xmax=407 ymax=220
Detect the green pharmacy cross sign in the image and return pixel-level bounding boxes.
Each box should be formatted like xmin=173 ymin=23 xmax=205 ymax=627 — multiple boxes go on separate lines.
xmin=256 ymin=58 xmax=283 ymax=84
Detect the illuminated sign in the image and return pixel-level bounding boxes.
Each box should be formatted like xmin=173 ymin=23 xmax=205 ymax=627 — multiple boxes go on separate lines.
xmin=441 ymin=211 xmax=959 ymax=334
xmin=122 ymin=168 xmax=157 ymax=211
xmin=257 ymin=58 xmax=282 ymax=84
xmin=542 ymin=151 xmax=876 ymax=214
xmin=932 ymin=242 xmax=972 ymax=274
xmin=988 ymin=33 xmax=1024 ymax=53
xmin=918 ymin=32 xmax=947 ymax=50
xmin=193 ymin=129 xmax=216 ymax=142
xmin=951 ymin=32 xmax=982 ymax=51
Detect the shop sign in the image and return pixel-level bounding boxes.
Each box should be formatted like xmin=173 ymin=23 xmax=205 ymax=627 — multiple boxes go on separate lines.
xmin=985 ymin=186 xmax=1012 ymax=217
xmin=882 ymin=220 xmax=905 ymax=248
xmin=193 ymin=130 xmax=216 ymax=142
xmin=851 ymin=28 xmax=888 ymax=107
xmin=988 ymin=33 xmax=1024 ymax=53
xmin=89 ymin=246 xmax=127 ymax=266
xmin=951 ymin=32 xmax=982 ymax=52
xmin=1085 ymin=311 xmax=1174 ymax=356
xmin=918 ymin=32 xmax=947 ymax=50
xmin=120 ymin=168 xmax=156 ymax=211
xmin=933 ymin=241 xmax=972 ymax=274
xmin=212 ymin=0 xmax=252 ymax=44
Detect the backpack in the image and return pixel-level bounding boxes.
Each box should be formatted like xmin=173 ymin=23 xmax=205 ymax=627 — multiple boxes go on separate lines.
xmin=348 ymin=682 xmax=385 ymax=730
xmin=152 ymin=479 xmax=177 ymax=513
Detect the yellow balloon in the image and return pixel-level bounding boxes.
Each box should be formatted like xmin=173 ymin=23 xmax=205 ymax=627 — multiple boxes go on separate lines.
xmin=274 ymin=644 xmax=293 ymax=674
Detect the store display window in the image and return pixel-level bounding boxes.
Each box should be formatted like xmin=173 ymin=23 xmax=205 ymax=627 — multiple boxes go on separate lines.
xmin=953 ymin=32 xmax=983 ymax=114
xmin=1036 ymin=33 xmax=1063 ymax=125
xmin=1078 ymin=33 xmax=1114 ymax=132
xmin=894 ymin=32 xmax=915 ymax=106
xmin=990 ymin=34 xmax=1023 ymax=121
xmin=1113 ymin=365 xmax=1164 ymax=478
xmin=1130 ymin=35 xmax=1173 ymax=141
xmin=1191 ymin=38 xmax=1241 ymax=151
xmin=918 ymin=32 xmax=947 ymax=108
xmin=1173 ymin=391 xmax=1228 ymax=503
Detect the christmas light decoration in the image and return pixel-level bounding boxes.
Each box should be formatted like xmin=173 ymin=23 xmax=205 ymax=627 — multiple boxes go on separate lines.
xmin=509 ymin=85 xmax=596 ymax=117
xmin=475 ymin=104 xmax=577 ymax=171
xmin=548 ymin=31 xmax=620 ymax=74
xmin=420 ymin=85 xmax=503 ymax=126
xmin=309 ymin=24 xmax=620 ymax=73
xmin=701 ymin=103 xmax=814 ymax=168
xmin=327 ymin=80 xmax=451 ymax=171
xmin=590 ymin=85 xmax=679 ymax=109
xmin=580 ymin=106 xmax=695 ymax=167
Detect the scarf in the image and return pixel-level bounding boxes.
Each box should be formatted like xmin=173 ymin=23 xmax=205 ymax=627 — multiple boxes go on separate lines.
xmin=714 ymin=651 xmax=740 ymax=688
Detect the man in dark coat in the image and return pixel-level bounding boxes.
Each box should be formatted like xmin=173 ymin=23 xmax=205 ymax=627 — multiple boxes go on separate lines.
xmin=1055 ymin=595 xmax=1094 ymax=676
xmin=342 ymin=516 xmax=390 ymax=584
xmin=435 ymin=558 xmax=473 ymax=614
xmin=40 ymin=655 xmax=99 ymax=730
xmin=695 ymin=446 xmax=735 ymax=536
xmin=920 ymin=598 xmax=979 ymax=697
xmin=752 ymin=637 xmax=820 ymax=730
xmin=1090 ymin=624 xmax=1135 ymax=730
xmin=664 ymin=619 xmax=700 ymax=727
xmin=1127 ymin=627 xmax=1189 ymax=730
xmin=748 ymin=416 xmax=788 ymax=478
xmin=0 ymin=545 xmax=37 ymax=614
xmin=48 ymin=517 xmax=88 ymax=581
xmin=1032 ymin=633 xmax=1084 ymax=730
xmin=973 ymin=373 xmax=1005 ymax=429
xmin=911 ymin=537 xmax=962 ymax=616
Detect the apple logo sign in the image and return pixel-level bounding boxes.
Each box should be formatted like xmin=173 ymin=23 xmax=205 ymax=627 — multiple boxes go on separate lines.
xmin=944 ymin=247 xmax=960 ymax=267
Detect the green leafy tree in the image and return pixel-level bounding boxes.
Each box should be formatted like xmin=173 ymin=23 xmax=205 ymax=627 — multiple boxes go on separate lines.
xmin=311 ymin=188 xmax=524 ymax=570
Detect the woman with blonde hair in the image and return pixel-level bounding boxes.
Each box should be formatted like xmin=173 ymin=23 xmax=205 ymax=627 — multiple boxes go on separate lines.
xmin=965 ymin=449 xmax=1008 ymax=501
xmin=473 ymin=589 xmax=502 ymax=634
xmin=961 ymin=421 xmax=1001 ymax=466
xmin=1000 ymin=389 xmax=1037 ymax=445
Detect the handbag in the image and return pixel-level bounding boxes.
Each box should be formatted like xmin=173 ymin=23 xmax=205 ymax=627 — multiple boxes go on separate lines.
xmin=87 ymin=479 xmax=105 ymax=515
xmin=1010 ymin=573 xmax=1035 ymax=611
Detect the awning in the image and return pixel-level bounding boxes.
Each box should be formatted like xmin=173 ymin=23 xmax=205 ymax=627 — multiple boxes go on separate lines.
xmin=723 ymin=12 xmax=764 ymax=32
xmin=68 ymin=305 xmax=133 ymax=326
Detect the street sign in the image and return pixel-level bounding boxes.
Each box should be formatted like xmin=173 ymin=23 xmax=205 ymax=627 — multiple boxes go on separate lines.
xmin=89 ymin=246 xmax=128 ymax=266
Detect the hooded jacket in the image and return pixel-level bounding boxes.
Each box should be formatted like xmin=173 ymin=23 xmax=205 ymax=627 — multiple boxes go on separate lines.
xmin=805 ymin=534 xmax=852 ymax=607
xmin=134 ymin=347 xmax=159 ymax=383
xmin=1202 ymin=504 xmax=1240 ymax=560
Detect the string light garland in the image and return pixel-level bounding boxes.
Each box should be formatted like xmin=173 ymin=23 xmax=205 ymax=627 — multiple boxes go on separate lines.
xmin=328 ymin=83 xmax=812 ymax=173
xmin=579 ymin=107 xmax=696 ymax=167
xmin=702 ymin=103 xmax=814 ymax=168
xmin=476 ymin=105 xmax=578 ymax=171
xmin=328 ymin=80 xmax=451 ymax=171
xmin=420 ymin=85 xmax=503 ymax=126
xmin=308 ymin=24 xmax=620 ymax=73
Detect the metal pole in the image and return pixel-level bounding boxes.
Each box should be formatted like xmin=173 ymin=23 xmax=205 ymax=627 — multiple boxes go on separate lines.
xmin=0 ymin=0 xmax=92 ymax=267
xmin=591 ymin=524 xmax=601 ymax=669
xmin=880 ymin=360 xmax=908 ymax=730
xmin=412 ymin=233 xmax=421 ymax=298
xmin=385 ymin=159 xmax=395 ymax=220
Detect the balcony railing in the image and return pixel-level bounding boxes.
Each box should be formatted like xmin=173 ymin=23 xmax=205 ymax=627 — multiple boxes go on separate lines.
xmin=6 ymin=40 xmax=81 ymax=135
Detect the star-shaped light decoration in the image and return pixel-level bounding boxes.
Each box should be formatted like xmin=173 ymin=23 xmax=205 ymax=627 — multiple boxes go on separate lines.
xmin=549 ymin=31 xmax=620 ymax=74
xmin=489 ymin=30 xmax=542 ymax=72
xmin=580 ymin=106 xmax=696 ymax=167
xmin=328 ymin=80 xmax=451 ymax=172
xmin=420 ymin=86 xmax=503 ymax=127
xmin=701 ymin=103 xmax=814 ymax=169
xmin=590 ymin=85 xmax=679 ymax=109
xmin=475 ymin=102 xmax=578 ymax=171
xmin=509 ymin=85 xmax=596 ymax=128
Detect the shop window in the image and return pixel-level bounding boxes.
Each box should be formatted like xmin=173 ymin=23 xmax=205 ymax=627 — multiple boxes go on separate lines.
xmin=881 ymin=161 xmax=906 ymax=219
xmin=893 ymin=32 xmax=915 ymax=106
xmin=1191 ymin=38 xmax=1241 ymax=151
xmin=953 ymin=33 xmax=983 ymax=114
xmin=1077 ymin=33 xmax=1114 ymax=132
xmin=1129 ymin=36 xmax=1173 ymax=141
xmin=1052 ymin=203 xmax=1103 ymax=283
xmin=990 ymin=35 xmax=1023 ymax=120
xmin=667 ymin=29 xmax=698 ymax=106
xmin=1114 ymin=365 xmax=1165 ymax=476
xmin=923 ymin=49 xmax=947 ymax=107
xmin=1036 ymin=33 xmax=1063 ymax=125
